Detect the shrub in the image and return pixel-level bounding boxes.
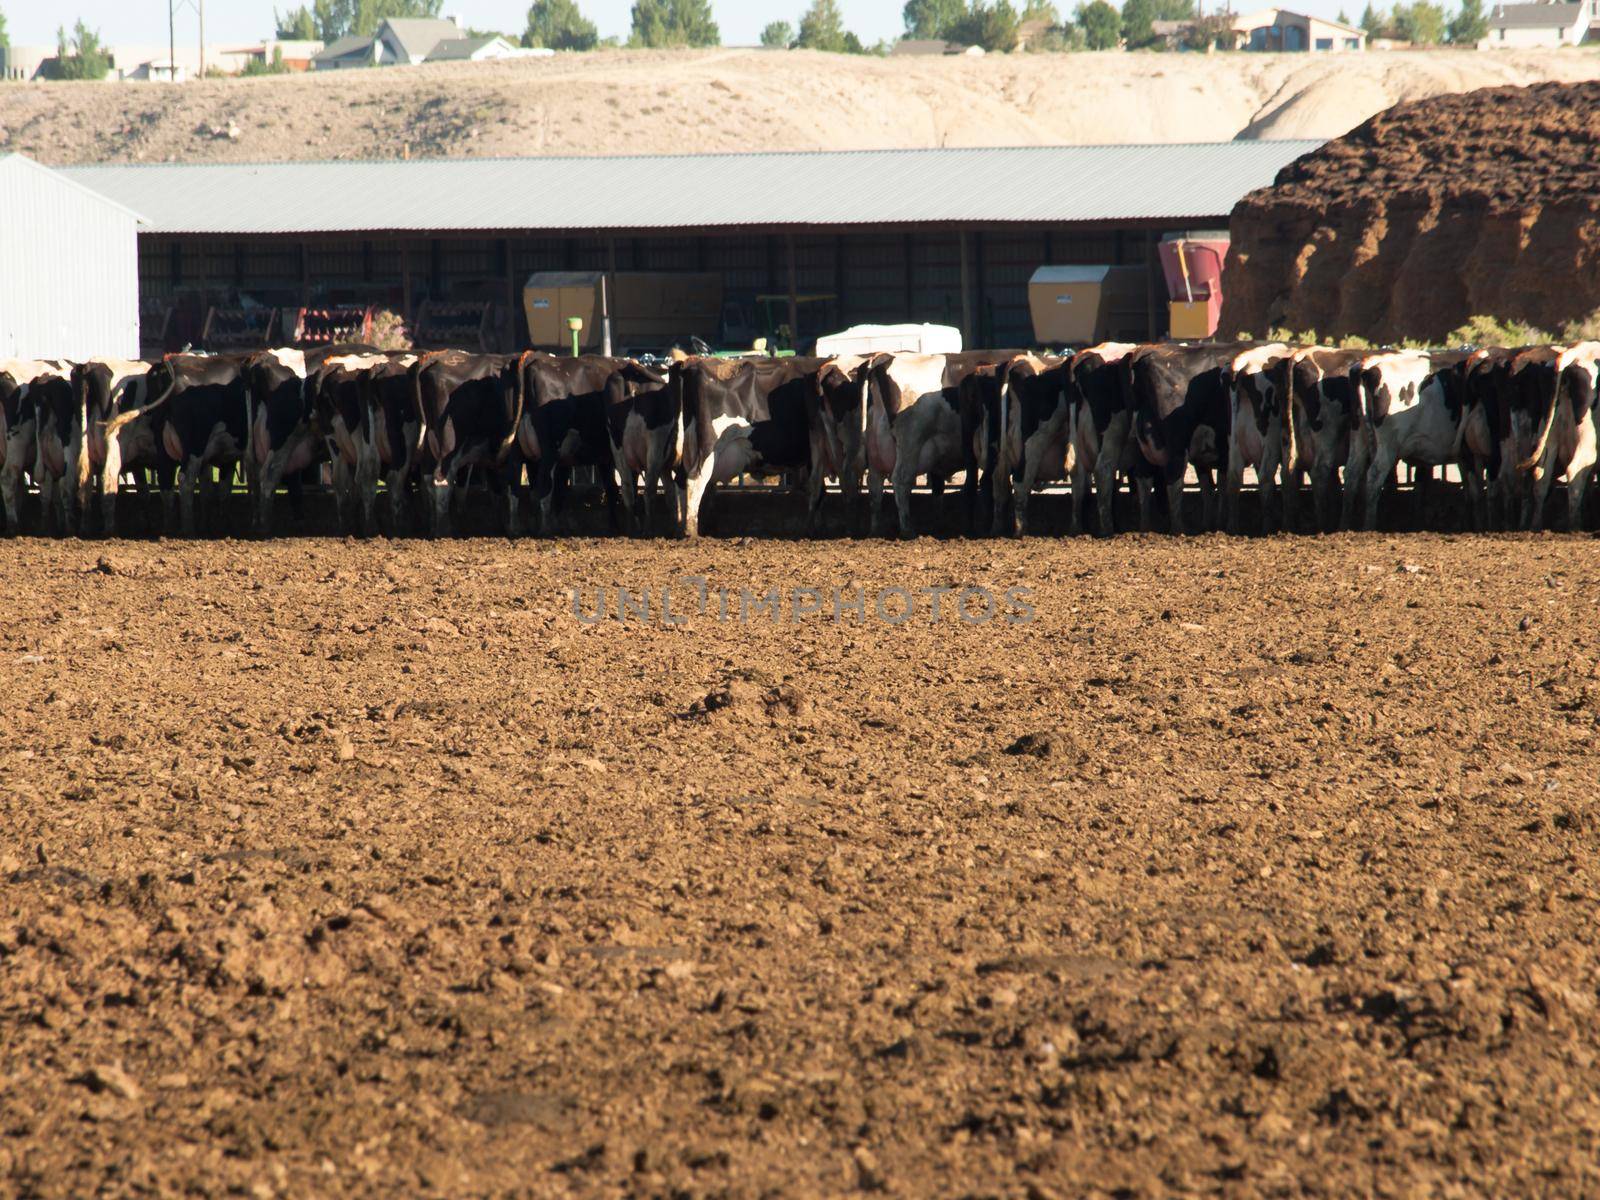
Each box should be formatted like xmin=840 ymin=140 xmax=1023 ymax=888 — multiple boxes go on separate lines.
xmin=369 ymin=309 xmax=413 ymax=351
xmin=1443 ymin=314 xmax=1553 ymax=347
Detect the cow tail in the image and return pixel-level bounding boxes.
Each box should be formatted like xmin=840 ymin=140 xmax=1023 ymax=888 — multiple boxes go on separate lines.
xmin=498 ymin=351 xmax=530 ymax=460
xmin=998 ymin=369 xmax=1011 ymax=479
xmin=105 ymin=358 xmax=176 ymax=439
xmin=1517 ymin=368 xmax=1563 ymax=475
xmin=1279 ymin=355 xmax=1298 ymax=469
xmin=410 ymin=354 xmax=431 ymax=460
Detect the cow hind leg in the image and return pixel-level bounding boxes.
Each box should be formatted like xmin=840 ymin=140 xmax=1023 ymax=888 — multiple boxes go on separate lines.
xmin=891 ymin=463 xmax=917 ymax=539
xmin=1363 ymin=446 xmax=1400 ymax=531
xmin=867 ymin=468 xmax=887 ymax=538
xmin=176 ymin=459 xmax=203 ymax=537
xmin=1166 ymin=470 xmax=1187 ymax=537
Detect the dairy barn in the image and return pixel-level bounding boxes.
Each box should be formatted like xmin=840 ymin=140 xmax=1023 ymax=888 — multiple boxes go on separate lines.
xmin=0 ymin=154 xmax=144 ymax=360
xmin=47 ymin=142 xmax=1321 ymax=356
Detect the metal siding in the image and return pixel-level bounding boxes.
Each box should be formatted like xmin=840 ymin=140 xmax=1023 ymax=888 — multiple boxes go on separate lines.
xmin=0 ymin=157 xmax=139 ymax=360
xmin=59 ymin=142 xmax=1323 ymax=235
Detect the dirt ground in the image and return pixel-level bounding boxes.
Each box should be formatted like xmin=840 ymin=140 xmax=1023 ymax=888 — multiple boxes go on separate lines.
xmin=3 ymin=534 xmax=1600 ymax=1198
xmin=4 ymin=47 xmax=1600 ymax=166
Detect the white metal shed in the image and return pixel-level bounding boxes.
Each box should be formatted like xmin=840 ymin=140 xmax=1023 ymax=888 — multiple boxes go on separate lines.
xmin=0 ymin=154 xmax=145 ymax=360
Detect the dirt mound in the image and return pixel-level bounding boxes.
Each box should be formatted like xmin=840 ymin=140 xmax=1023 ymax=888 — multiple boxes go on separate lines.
xmin=1221 ymin=80 xmax=1600 ymax=343
xmin=3 ymin=535 xmax=1600 ymax=1195
xmin=2 ymin=49 xmax=1600 ymax=165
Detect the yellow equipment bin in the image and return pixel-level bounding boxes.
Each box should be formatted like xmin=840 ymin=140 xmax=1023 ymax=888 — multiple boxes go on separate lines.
xmin=1168 ymin=300 xmax=1214 ymax=340
xmin=523 ymin=272 xmax=724 ymax=352
xmin=523 ymin=273 xmax=601 ymax=349
xmin=1027 ymin=266 xmax=1149 ymax=347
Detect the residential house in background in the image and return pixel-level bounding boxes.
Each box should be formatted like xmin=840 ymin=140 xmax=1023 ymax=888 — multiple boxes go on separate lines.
xmin=424 ymin=35 xmax=522 ymax=63
xmin=890 ymin=39 xmax=986 ymax=56
xmin=1480 ymin=0 xmax=1599 ymax=45
xmin=1233 ymin=8 xmax=1368 ymax=49
xmin=313 ymin=16 xmax=464 ymax=70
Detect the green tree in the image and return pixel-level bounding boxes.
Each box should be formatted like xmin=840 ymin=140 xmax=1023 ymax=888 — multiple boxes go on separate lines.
xmin=1076 ymin=0 xmax=1120 ymax=46
xmin=903 ymin=0 xmax=965 ymax=37
xmin=525 ymin=0 xmax=598 ymax=49
xmin=629 ymin=0 xmax=720 ymax=47
xmin=1359 ymin=3 xmax=1388 ymax=35
xmin=52 ymin=20 xmax=110 ymax=79
xmin=1150 ymin=0 xmax=1194 ymax=18
xmin=1336 ymin=7 xmax=1350 ymax=21
xmin=314 ymin=0 xmax=445 ymax=40
xmin=1021 ymin=0 xmax=1060 ymax=20
xmin=945 ymin=0 xmax=1021 ymax=49
xmin=1393 ymin=0 xmax=1443 ymax=42
xmin=1121 ymin=0 xmax=1156 ymax=45
xmin=275 ymin=6 xmax=317 ymax=39
xmin=1 ymin=6 xmax=11 ymax=49
xmin=242 ymin=45 xmax=289 ymax=74
xmin=760 ymin=19 xmax=794 ymax=45
xmin=1446 ymin=0 xmax=1487 ymax=42
xmin=797 ymin=0 xmax=850 ymax=50
xmin=1179 ymin=10 xmax=1236 ymax=48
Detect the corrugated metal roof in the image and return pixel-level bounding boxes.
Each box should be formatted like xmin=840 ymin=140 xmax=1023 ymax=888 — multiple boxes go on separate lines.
xmin=60 ymin=142 xmax=1322 ymax=236
xmin=1 ymin=155 xmax=147 ymax=224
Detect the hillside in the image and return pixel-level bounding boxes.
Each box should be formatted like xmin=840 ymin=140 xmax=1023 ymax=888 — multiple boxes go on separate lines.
xmin=1220 ymin=79 xmax=1600 ymax=342
xmin=1 ymin=47 xmax=1598 ymax=164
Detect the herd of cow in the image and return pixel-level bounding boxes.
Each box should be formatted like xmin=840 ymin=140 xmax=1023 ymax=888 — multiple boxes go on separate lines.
xmin=1 ymin=339 xmax=1597 ymax=539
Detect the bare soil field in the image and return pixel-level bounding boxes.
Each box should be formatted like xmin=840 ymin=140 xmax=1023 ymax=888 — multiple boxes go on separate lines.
xmin=3 ymin=48 xmax=1600 ymax=165
xmin=3 ymin=534 xmax=1600 ymax=1197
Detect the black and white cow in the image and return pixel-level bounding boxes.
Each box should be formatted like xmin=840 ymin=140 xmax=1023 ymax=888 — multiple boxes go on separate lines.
xmin=1278 ymin=347 xmax=1368 ymax=532
xmin=142 ymin=354 xmax=252 ymax=536
xmin=1 ymin=359 xmax=71 ymax=534
xmin=863 ymin=351 xmax=1013 ymax=538
xmin=26 ymin=371 xmax=82 ymax=535
xmin=304 ymin=351 xmax=416 ymax=535
xmin=1066 ymin=342 xmax=1140 ymax=537
xmin=72 ymin=359 xmax=151 ymax=535
xmin=1353 ymin=349 xmax=1471 ymax=530
xmin=1124 ymin=343 xmax=1237 ymax=535
xmin=603 ymin=360 xmax=678 ymax=535
xmin=993 ymin=353 xmax=1071 ymax=537
xmin=1515 ymin=341 xmax=1600 ymax=531
xmin=413 ymin=351 xmax=522 ymax=536
xmin=517 ymin=354 xmax=631 ymax=535
xmin=678 ymin=356 xmax=823 ymax=538
xmin=806 ymin=355 xmax=871 ymax=535
xmin=1223 ymin=343 xmax=1291 ymax=535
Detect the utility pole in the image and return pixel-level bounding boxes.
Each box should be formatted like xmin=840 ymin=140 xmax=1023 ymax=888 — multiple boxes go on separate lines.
xmin=168 ymin=0 xmax=175 ymax=82
xmin=198 ymin=0 xmax=205 ymax=80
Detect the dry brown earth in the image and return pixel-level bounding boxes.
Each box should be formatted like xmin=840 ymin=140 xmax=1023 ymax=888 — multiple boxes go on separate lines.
xmin=3 ymin=534 xmax=1600 ymax=1196
xmin=2 ymin=48 xmax=1600 ymax=164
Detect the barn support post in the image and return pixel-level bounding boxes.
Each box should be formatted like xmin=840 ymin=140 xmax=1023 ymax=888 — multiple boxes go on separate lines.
xmin=959 ymin=231 xmax=973 ymax=349
xmin=974 ymin=230 xmax=986 ymax=347
xmin=903 ymin=233 xmax=914 ymax=318
xmin=1145 ymin=231 xmax=1158 ymax=340
xmin=502 ymin=237 xmax=517 ymax=352
xmin=833 ymin=234 xmax=845 ymax=328
xmin=605 ymin=237 xmax=617 ymax=357
xmin=400 ymin=241 xmax=412 ymax=322
xmin=786 ymin=233 xmax=799 ymax=352
xmin=298 ymin=242 xmax=308 ymax=308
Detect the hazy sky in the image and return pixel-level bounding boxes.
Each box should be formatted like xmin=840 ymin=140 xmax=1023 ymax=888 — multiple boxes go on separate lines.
xmin=7 ymin=0 xmax=1355 ymax=48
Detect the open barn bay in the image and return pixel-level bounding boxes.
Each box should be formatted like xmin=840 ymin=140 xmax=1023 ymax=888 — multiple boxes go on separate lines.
xmin=3 ymin=535 xmax=1599 ymax=1197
